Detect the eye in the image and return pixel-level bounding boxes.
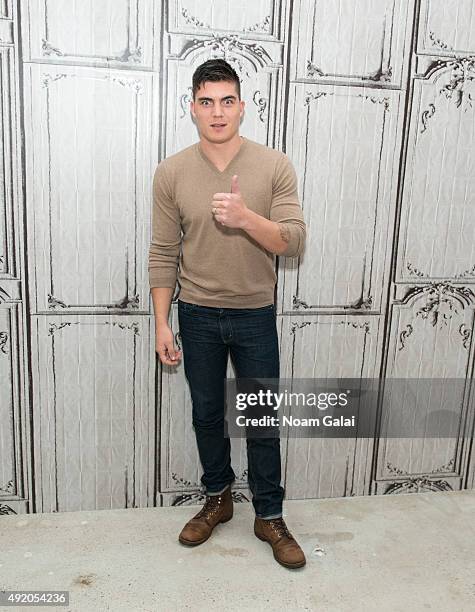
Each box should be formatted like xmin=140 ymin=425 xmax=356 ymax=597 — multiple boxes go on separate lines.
xmin=224 ymin=99 xmax=234 ymax=105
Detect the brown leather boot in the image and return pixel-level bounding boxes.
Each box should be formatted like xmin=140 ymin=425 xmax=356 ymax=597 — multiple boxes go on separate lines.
xmin=254 ymin=517 xmax=306 ymax=568
xmin=178 ymin=487 xmax=233 ymax=546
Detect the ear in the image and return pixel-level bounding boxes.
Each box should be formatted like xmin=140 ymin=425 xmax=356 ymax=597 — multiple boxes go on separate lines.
xmin=240 ymin=100 xmax=245 ymax=117
xmin=190 ymin=99 xmax=195 ymax=118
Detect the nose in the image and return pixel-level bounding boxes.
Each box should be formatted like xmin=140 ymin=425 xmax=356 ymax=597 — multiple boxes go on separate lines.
xmin=212 ymin=103 xmax=224 ymax=117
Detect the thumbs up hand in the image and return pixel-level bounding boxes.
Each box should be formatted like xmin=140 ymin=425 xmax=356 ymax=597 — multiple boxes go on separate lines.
xmin=231 ymin=175 xmax=241 ymax=196
xmin=211 ymin=174 xmax=250 ymax=229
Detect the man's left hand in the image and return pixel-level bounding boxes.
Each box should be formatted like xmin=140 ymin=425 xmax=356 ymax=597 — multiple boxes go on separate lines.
xmin=211 ymin=175 xmax=250 ymax=229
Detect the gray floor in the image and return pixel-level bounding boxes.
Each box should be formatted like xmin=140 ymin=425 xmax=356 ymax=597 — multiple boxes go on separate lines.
xmin=0 ymin=490 xmax=474 ymax=612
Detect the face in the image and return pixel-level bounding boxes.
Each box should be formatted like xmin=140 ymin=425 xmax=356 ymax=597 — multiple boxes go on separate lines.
xmin=190 ymin=80 xmax=245 ymax=144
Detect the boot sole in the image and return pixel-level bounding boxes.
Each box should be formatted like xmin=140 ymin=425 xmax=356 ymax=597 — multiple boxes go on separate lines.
xmin=254 ymin=531 xmax=306 ymax=569
xmin=178 ymin=513 xmax=233 ymax=547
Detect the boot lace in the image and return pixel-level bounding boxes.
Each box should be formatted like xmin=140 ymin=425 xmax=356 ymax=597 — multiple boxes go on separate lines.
xmin=195 ymin=494 xmax=222 ymax=521
xmin=267 ymin=518 xmax=294 ymax=540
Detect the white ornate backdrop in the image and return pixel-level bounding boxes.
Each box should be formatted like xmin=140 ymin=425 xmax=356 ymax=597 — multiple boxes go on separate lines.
xmin=1 ymin=0 xmax=474 ymax=515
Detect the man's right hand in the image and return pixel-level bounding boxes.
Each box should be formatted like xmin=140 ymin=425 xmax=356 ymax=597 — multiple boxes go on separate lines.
xmin=155 ymin=323 xmax=182 ymax=366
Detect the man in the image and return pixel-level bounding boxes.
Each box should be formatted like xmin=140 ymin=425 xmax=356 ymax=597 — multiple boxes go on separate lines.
xmin=148 ymin=59 xmax=306 ymax=569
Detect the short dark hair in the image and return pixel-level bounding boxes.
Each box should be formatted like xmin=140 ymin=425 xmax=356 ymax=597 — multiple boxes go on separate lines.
xmin=192 ymin=59 xmax=241 ymax=100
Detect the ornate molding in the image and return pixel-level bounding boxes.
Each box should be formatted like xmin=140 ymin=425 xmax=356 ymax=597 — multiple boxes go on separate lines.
xmin=306 ymin=60 xmax=392 ymax=83
xmin=384 ymin=477 xmax=453 ymax=494
xmin=104 ymin=322 xmax=140 ymax=335
xmin=0 ymin=331 xmax=8 ymax=354
xmin=42 ymin=38 xmax=142 ymax=64
xmin=0 ymin=479 xmax=14 ymax=494
xmin=119 ymin=47 xmax=142 ymax=63
xmin=398 ymin=323 xmax=413 ymax=351
xmin=439 ymin=57 xmax=475 ymax=110
xmin=306 ymin=61 xmax=325 ymax=79
xmin=179 ymin=87 xmax=193 ymax=118
xmin=42 ymin=73 xmax=68 ymax=88
xmin=416 ymin=287 xmax=472 ymax=326
xmin=454 ymin=263 xmax=475 ymax=279
xmin=338 ymin=321 xmax=371 ymax=333
xmin=420 ymin=57 xmax=475 ymax=132
xmin=399 ymin=282 xmax=475 ymax=310
xmin=459 ymin=324 xmax=471 ymax=350
xmin=357 ymin=94 xmax=390 ymax=112
xmin=292 ymin=293 xmax=373 ymax=311
xmin=47 ymin=321 xmax=139 ymax=336
xmin=397 ymin=283 xmax=474 ymax=350
xmin=304 ymin=91 xmax=328 ymax=106
xmin=252 ymin=90 xmax=267 ymax=122
xmin=428 ymin=31 xmax=453 ymax=52
xmin=348 ymin=294 xmax=373 ymax=310
xmin=304 ymin=91 xmax=388 ymax=113
xmin=172 ymin=489 xmax=249 ymax=506
xmin=48 ymin=322 xmax=74 ymax=336
xmin=105 ymin=75 xmax=144 ymax=94
xmin=385 ymin=460 xmax=455 ymax=494
xmin=387 ymin=458 xmax=455 ymax=476
xmin=47 ymin=294 xmax=140 ymax=310
xmin=108 ymin=295 xmax=140 ymax=309
xmin=407 ymin=262 xmax=428 ymax=277
xmin=290 ymin=319 xmax=370 ymax=335
xmin=42 ymin=38 xmax=63 ymax=56
xmin=47 ymin=295 xmax=67 ymax=309
xmin=244 ymin=15 xmax=272 ymax=33
xmin=292 ymin=296 xmax=310 ymax=309
xmin=367 ymin=65 xmax=393 ymax=83
xmin=171 ymin=473 xmax=200 ymax=489
xmin=178 ymin=34 xmax=272 ymax=70
xmin=420 ymin=103 xmax=436 ymax=134
xmin=290 ymin=321 xmax=312 ymax=335
xmin=407 ymin=260 xmax=475 ymax=279
xmin=181 ymin=7 xmax=210 ymax=29
xmin=0 ymin=504 xmax=16 ymax=514
xmin=180 ymin=7 xmax=271 ymax=34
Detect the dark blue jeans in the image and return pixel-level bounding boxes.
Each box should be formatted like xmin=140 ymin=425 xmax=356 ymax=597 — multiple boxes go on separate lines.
xmin=177 ymin=299 xmax=284 ymax=519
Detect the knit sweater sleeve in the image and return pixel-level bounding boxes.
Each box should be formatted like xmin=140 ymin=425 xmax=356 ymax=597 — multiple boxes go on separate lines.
xmin=148 ymin=161 xmax=181 ymax=289
xmin=270 ymin=154 xmax=306 ymax=258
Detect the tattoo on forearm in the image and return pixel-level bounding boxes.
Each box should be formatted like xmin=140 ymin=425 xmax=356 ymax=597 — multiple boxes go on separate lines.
xmin=279 ymin=224 xmax=290 ymax=243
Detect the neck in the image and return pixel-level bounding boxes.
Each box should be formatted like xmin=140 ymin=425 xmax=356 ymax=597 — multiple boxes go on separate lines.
xmin=199 ymin=133 xmax=243 ymax=165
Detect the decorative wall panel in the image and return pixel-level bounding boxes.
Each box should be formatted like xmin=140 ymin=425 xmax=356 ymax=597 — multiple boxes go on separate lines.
xmin=0 ymin=304 xmax=22 ymax=503
xmin=0 ymin=47 xmax=17 ymax=277
xmin=23 ymin=65 xmax=157 ymax=313
xmin=291 ymin=0 xmax=413 ymax=87
xmin=23 ymin=0 xmax=157 ymax=68
xmin=0 ymin=0 xmax=11 ymax=20
xmin=167 ymin=0 xmax=285 ymax=41
xmin=418 ymin=0 xmax=475 ymax=57
xmin=397 ymin=59 xmax=475 ymax=282
xmin=30 ymin=314 xmax=155 ymax=513
xmin=279 ymin=84 xmax=403 ymax=314
xmin=280 ymin=315 xmax=382 ymax=498
xmin=374 ymin=283 xmax=475 ymax=494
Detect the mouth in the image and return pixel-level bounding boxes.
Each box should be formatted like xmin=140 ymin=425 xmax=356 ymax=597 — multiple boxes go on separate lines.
xmin=210 ymin=123 xmax=227 ymax=128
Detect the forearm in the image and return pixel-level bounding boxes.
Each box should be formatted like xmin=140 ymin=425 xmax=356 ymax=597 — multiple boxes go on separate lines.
xmin=151 ymin=287 xmax=174 ymax=327
xmin=241 ymin=209 xmax=289 ymax=255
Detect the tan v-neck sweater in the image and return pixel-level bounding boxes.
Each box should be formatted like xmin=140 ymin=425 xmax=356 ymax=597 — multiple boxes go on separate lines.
xmin=148 ymin=136 xmax=306 ymax=308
